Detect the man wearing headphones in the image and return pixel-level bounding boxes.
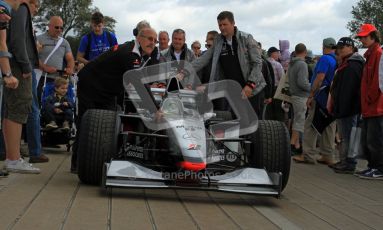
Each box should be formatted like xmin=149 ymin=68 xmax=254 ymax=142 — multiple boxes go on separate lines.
xmin=71 ymin=27 xmax=159 ymax=173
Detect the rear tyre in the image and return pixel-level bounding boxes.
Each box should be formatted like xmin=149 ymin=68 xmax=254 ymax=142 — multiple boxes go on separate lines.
xmin=77 ymin=109 xmax=120 ymax=185
xmin=249 ymin=120 xmax=291 ymax=190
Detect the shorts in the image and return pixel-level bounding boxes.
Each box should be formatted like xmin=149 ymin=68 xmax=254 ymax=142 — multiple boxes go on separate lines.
xmin=3 ymin=65 xmax=32 ymax=124
xmin=291 ymin=95 xmax=308 ymax=133
xmin=0 ymin=73 xmax=2 ymax=129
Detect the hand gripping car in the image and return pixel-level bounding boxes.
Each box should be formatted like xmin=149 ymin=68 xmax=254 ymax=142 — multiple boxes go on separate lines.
xmin=77 ymin=61 xmax=291 ymax=197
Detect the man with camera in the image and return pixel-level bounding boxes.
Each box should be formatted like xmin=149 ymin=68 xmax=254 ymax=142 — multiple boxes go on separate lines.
xmin=0 ymin=0 xmax=22 ymax=177
xmin=3 ymin=0 xmax=41 ymax=173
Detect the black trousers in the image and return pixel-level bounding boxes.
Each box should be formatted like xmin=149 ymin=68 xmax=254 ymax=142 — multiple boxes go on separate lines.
xmin=362 ymin=116 xmax=383 ymax=172
xmin=212 ymin=89 xmax=265 ymax=120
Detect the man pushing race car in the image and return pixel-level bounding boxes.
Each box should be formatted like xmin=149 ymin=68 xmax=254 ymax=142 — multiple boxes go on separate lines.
xmin=72 ymin=27 xmax=160 ymax=172
xmin=74 ymin=14 xmax=291 ymax=197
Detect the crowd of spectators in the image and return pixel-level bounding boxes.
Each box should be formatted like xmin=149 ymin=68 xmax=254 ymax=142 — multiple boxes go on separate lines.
xmin=0 ymin=2 xmax=382 ymax=181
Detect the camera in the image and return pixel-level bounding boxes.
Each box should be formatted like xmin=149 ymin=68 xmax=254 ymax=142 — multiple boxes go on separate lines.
xmin=0 ymin=6 xmax=11 ymax=17
xmin=0 ymin=5 xmax=11 ymax=30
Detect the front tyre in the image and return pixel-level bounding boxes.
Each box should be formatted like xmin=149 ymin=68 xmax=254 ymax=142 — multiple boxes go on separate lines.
xmin=77 ymin=109 xmax=120 ymax=185
xmin=249 ymin=120 xmax=291 ymax=190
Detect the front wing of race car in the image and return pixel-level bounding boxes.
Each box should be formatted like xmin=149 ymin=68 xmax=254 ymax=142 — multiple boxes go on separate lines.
xmin=103 ymin=160 xmax=283 ymax=197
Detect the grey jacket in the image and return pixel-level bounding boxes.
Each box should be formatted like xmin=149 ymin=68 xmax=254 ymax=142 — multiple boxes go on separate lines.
xmin=159 ymin=44 xmax=196 ymax=86
xmin=7 ymin=3 xmax=38 ymax=74
xmin=288 ymin=57 xmax=311 ymax=97
xmin=191 ymin=27 xmax=265 ymax=95
xmin=160 ymin=44 xmax=195 ymax=63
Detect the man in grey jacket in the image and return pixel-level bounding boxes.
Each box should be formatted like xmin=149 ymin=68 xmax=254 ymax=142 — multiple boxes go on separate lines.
xmin=191 ymin=11 xmax=265 ymax=115
xmin=161 ymin=28 xmax=195 ymax=63
xmin=160 ymin=28 xmax=195 ymax=89
xmin=288 ymin=43 xmax=311 ymax=153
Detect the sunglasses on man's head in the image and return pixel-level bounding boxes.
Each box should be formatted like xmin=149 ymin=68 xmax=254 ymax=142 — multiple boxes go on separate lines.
xmin=54 ymin=26 xmax=64 ymax=30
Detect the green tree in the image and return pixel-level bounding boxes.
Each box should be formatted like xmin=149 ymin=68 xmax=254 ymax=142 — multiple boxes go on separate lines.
xmin=35 ymin=0 xmax=116 ymax=55
xmin=347 ymin=0 xmax=383 ymax=40
xmin=35 ymin=0 xmax=93 ymax=38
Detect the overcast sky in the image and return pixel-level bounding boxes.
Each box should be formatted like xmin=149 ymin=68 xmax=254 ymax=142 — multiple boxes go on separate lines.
xmin=93 ymin=0 xmax=359 ymax=54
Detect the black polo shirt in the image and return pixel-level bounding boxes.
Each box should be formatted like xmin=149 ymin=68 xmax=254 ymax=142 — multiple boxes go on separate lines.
xmin=78 ymin=43 xmax=159 ymax=104
xmin=219 ymin=36 xmax=245 ymax=87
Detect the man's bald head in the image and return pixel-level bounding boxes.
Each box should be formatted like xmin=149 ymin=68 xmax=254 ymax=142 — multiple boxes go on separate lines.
xmin=48 ymin=16 xmax=64 ymax=38
xmin=49 ymin=16 xmax=63 ymax=25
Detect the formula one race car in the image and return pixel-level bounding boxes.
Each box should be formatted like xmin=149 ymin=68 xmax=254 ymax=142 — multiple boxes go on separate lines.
xmin=77 ymin=62 xmax=291 ymax=197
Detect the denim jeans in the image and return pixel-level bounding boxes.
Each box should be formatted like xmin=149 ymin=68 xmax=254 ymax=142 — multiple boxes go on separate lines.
xmin=336 ymin=115 xmax=358 ymax=165
xmin=26 ymin=69 xmax=42 ymax=157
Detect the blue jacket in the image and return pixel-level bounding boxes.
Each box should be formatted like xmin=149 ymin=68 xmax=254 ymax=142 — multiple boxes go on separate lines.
xmin=44 ymin=93 xmax=73 ymax=113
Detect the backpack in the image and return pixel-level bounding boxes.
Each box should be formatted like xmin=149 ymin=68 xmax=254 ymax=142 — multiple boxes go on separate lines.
xmin=84 ymin=31 xmax=114 ymax=60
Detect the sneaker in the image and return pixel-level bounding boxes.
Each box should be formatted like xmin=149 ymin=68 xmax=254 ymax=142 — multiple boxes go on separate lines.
xmin=333 ymin=164 xmax=355 ymax=174
xmin=0 ymin=169 xmax=9 ymax=177
xmin=328 ymin=161 xmax=343 ymax=169
xmin=290 ymin=145 xmax=302 ymax=155
xmin=29 ymin=154 xmax=49 ymax=163
xmin=62 ymin=121 xmax=70 ymax=131
xmin=316 ymin=155 xmax=337 ymax=166
xmin=4 ymin=159 xmax=41 ymax=174
xmin=358 ymin=168 xmax=383 ymax=180
xmin=46 ymin=121 xmax=58 ymax=129
xmin=292 ymin=155 xmax=316 ymax=164
xmin=354 ymin=168 xmax=371 ymax=177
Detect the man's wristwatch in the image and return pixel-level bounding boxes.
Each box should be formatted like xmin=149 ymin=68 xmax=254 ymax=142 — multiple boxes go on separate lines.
xmin=246 ymin=81 xmax=256 ymax=89
xmin=2 ymin=71 xmax=12 ymax=78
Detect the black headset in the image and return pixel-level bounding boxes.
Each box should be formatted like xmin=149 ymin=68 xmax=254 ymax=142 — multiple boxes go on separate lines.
xmin=133 ymin=28 xmax=138 ymax=36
